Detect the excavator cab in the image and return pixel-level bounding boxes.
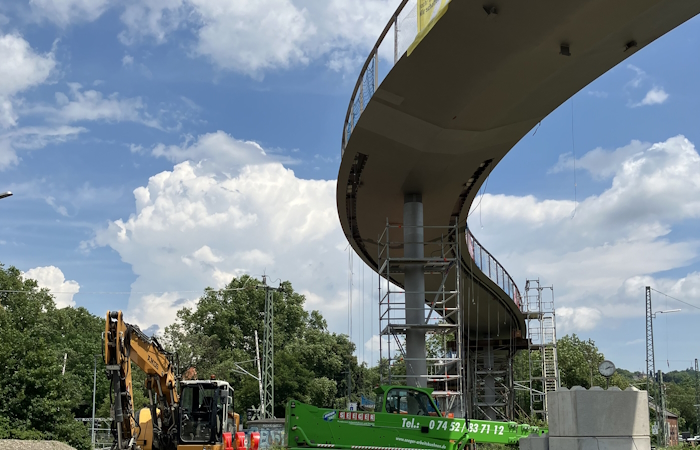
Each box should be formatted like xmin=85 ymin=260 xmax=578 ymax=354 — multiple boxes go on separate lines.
xmin=104 ymin=310 xmax=250 ymax=450
xmin=180 ymin=380 xmax=239 ymax=446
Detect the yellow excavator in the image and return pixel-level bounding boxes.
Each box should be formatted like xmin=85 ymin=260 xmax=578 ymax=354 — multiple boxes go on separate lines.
xmin=104 ymin=310 xmax=256 ymax=450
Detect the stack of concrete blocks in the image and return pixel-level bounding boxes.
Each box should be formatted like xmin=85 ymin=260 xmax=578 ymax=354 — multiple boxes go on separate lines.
xmin=520 ymin=386 xmax=650 ymax=450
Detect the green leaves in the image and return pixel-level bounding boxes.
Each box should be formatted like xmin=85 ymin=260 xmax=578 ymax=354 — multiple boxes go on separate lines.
xmin=0 ymin=265 xmax=384 ymax=441
xmin=163 ymin=275 xmax=378 ymax=422
xmin=0 ymin=263 xmax=103 ymax=450
xmin=514 ymin=334 xmax=633 ymax=424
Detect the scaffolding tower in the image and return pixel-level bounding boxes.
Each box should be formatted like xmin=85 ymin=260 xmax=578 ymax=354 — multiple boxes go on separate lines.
xmin=468 ymin=338 xmax=516 ymax=421
xmin=518 ymin=279 xmax=558 ymax=421
xmin=378 ymin=220 xmax=465 ymax=417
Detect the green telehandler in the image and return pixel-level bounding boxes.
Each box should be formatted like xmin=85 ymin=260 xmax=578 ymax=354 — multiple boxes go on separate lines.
xmin=285 ymin=385 xmax=546 ymax=450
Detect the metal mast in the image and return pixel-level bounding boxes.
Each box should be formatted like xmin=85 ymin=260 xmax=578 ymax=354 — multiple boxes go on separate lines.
xmin=261 ymin=276 xmax=275 ymax=418
xmin=646 ymin=287 xmax=666 ymax=446
xmin=645 ymin=287 xmax=655 ymax=393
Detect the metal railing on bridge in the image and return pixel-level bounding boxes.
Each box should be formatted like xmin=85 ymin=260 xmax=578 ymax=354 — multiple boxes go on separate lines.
xmin=341 ymin=0 xmax=419 ymax=155
xmin=466 ymin=229 xmax=521 ymax=307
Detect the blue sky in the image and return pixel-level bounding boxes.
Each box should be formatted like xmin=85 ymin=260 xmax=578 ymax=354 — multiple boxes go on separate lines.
xmin=1 ymin=0 xmax=699 ymax=374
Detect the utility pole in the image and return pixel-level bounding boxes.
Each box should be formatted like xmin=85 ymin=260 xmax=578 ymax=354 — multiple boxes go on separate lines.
xmin=92 ymin=355 xmax=98 ymax=448
xmin=658 ymin=370 xmax=667 ymax=447
xmin=254 ymin=330 xmax=264 ymax=419
xmin=695 ymin=359 xmax=700 ymax=435
xmin=348 ymin=366 xmax=352 ymax=407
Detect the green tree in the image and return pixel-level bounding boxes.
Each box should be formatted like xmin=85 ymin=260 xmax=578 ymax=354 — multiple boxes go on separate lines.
xmin=163 ymin=276 xmax=371 ymax=421
xmin=513 ymin=334 xmax=631 ymax=423
xmin=556 ymin=334 xmax=629 ymax=390
xmin=0 ymin=263 xmax=107 ymax=450
xmin=663 ymin=370 xmax=698 ymax=433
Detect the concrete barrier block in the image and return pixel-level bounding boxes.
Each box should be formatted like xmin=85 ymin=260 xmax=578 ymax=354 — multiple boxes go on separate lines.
xmin=548 ymin=390 xmax=572 ymax=436
xmin=519 ymin=434 xmax=550 ymax=450
xmin=547 ymin=388 xmax=649 ymax=437
xmin=549 ymin=436 xmax=650 ymax=450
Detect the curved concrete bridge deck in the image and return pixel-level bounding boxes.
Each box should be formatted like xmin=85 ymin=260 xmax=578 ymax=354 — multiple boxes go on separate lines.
xmin=337 ymin=0 xmax=700 ymax=344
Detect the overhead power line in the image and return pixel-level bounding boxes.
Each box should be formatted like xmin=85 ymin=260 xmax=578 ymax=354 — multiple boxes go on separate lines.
xmin=651 ymin=288 xmax=700 ymax=311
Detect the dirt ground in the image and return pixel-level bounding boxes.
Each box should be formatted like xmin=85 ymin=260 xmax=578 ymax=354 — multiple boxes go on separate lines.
xmin=0 ymin=441 xmax=76 ymax=450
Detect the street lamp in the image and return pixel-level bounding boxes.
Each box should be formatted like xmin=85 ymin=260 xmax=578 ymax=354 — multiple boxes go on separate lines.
xmin=652 ymin=309 xmax=681 ymax=319
xmin=0 ymin=191 xmax=12 ymax=200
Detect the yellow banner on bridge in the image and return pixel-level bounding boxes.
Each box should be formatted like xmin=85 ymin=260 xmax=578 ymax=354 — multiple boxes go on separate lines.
xmin=418 ymin=0 xmax=450 ymax=32
xmin=409 ymin=0 xmax=450 ymax=55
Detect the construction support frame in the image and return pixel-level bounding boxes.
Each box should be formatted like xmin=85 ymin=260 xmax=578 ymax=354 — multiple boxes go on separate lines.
xmin=378 ymin=219 xmax=465 ymax=418
xmin=514 ymin=280 xmax=559 ymax=422
xmin=466 ymin=337 xmax=517 ymax=421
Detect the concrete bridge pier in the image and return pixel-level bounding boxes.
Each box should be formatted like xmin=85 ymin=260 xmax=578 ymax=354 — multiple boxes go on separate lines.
xmin=404 ymin=193 xmax=427 ymax=388
xmin=482 ymin=345 xmax=498 ymax=420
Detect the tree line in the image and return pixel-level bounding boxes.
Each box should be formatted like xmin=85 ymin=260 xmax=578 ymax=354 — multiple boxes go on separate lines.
xmin=1 ymin=262 xmax=699 ymax=449
xmin=0 ymin=266 xmax=379 ymax=449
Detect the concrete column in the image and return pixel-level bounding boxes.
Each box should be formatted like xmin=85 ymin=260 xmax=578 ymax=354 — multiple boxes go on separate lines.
xmin=483 ymin=344 xmax=497 ymax=420
xmin=404 ymin=193 xmax=427 ymax=388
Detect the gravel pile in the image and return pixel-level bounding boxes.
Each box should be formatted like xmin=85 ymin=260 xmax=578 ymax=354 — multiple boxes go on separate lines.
xmin=0 ymin=440 xmax=76 ymax=450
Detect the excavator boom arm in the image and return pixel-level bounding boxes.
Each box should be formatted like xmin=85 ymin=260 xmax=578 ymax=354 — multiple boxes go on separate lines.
xmin=104 ymin=310 xmax=179 ymax=449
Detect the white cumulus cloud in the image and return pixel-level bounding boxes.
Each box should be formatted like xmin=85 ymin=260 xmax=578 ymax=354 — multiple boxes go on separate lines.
xmin=470 ymin=135 xmax=700 ymax=332
xmin=149 ymin=131 xmax=274 ymax=169
xmin=84 ymin=132 xmax=349 ymax=332
xmin=118 ymin=0 xmax=401 ymax=78
xmin=549 ymin=140 xmax=650 ymax=179
xmin=0 ymin=33 xmax=56 ymax=99
xmin=23 ymin=265 xmax=80 ymax=308
xmin=22 ymin=0 xmax=408 ymax=78
xmin=632 ymin=87 xmax=669 ymax=107
xmin=558 ymin=307 xmax=602 ymax=332
xmin=0 ymin=32 xmax=56 ymax=129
